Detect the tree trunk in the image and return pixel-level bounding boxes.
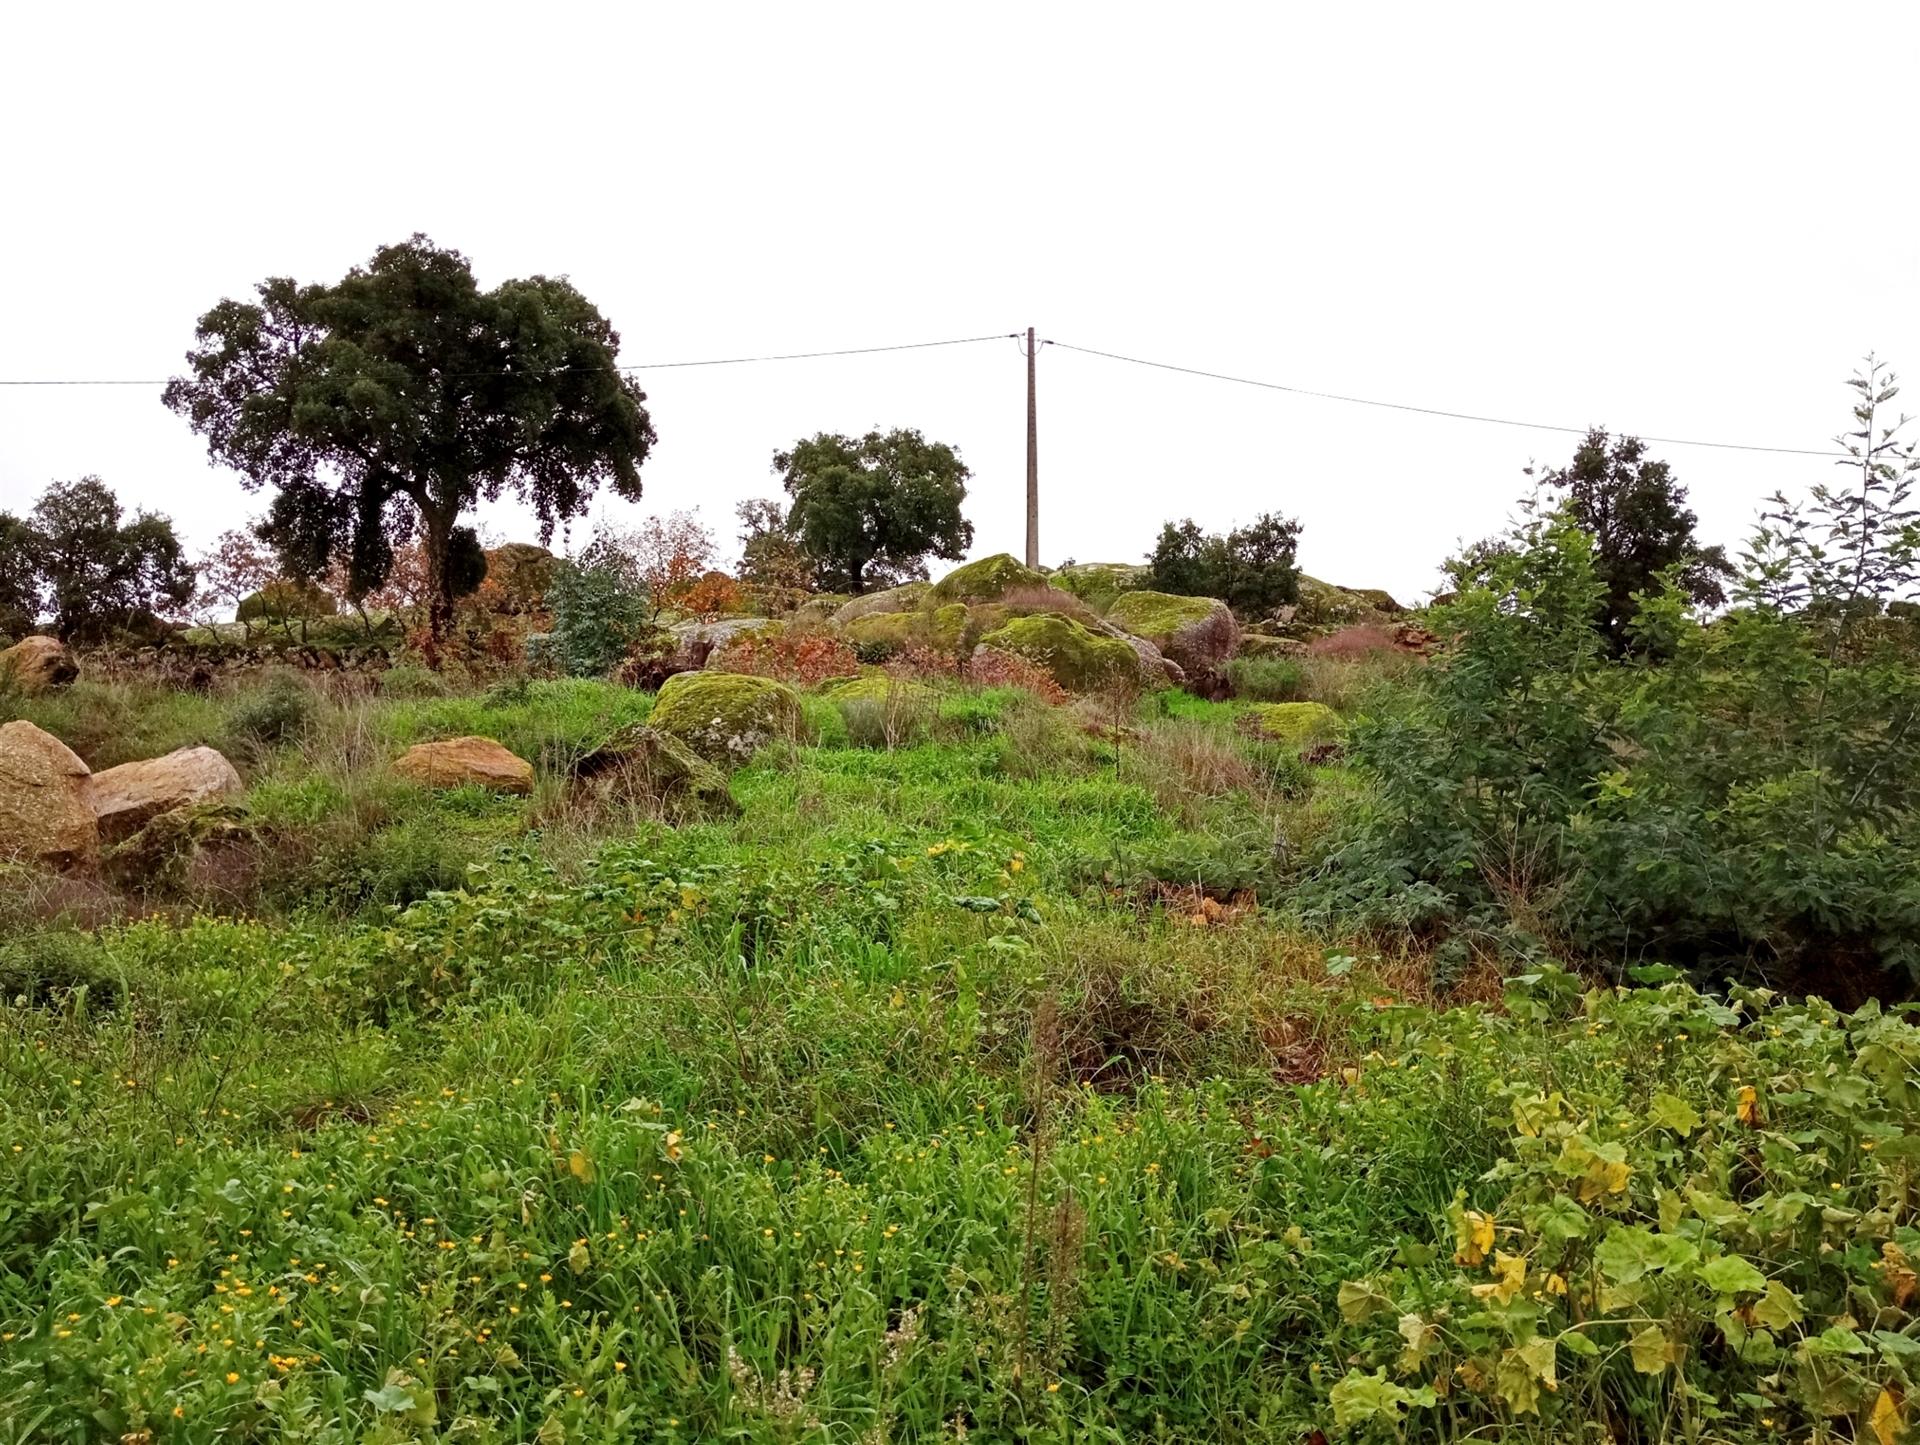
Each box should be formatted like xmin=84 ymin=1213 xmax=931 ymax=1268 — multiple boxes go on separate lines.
xmin=422 ymin=510 xmax=453 ymax=670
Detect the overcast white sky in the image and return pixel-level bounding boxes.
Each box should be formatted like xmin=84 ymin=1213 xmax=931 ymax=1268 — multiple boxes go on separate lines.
xmin=3 ymin=3 xmax=1916 ymax=602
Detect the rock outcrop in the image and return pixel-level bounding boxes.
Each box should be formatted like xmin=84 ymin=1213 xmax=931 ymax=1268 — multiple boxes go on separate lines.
xmin=84 ymin=745 xmax=244 ymax=844
xmin=650 ymin=672 xmax=802 ymax=765
xmin=976 ymin=614 xmax=1142 ymax=693
xmin=392 ymin=736 xmax=534 ymax=794
xmin=1105 ymin=591 xmax=1239 ymax=674
xmin=0 ymin=720 xmax=97 ymax=871
xmin=1239 ymin=702 xmax=1342 ymax=747
xmin=571 ymin=724 xmax=739 ymax=822
xmin=0 ymin=636 xmax=79 ymax=694
xmin=928 ymin=553 xmax=1049 ymax=604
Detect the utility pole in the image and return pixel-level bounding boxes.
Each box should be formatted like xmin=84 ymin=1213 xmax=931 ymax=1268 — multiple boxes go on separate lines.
xmin=1024 ymin=325 xmax=1039 ymax=569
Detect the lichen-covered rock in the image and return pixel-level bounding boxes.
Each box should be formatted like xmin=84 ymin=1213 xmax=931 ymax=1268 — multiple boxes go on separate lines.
xmin=1115 ymin=632 xmax=1185 ymax=689
xmin=791 ymin=594 xmax=853 ymax=623
xmin=977 ymin=614 xmax=1141 ymax=693
xmin=832 ymin=582 xmax=932 ymax=626
xmin=650 ymin=672 xmax=802 ymax=765
xmin=816 ymin=673 xmax=944 ymax=706
xmin=0 ymin=636 xmax=79 ymax=694
xmin=102 ymin=801 xmax=258 ymax=895
xmin=842 ymin=611 xmax=921 ymax=656
xmin=0 ymin=720 xmax=96 ymax=871
xmin=84 ymin=745 xmax=244 ymax=845
xmin=930 ymin=553 xmax=1048 ymax=604
xmin=392 ymin=736 xmax=534 ymax=794
xmin=1240 ymin=702 xmax=1342 ymax=747
xmin=570 ymin=724 xmax=739 ymax=822
xmin=1106 ymin=591 xmax=1239 ymax=672
xmin=1050 ymin=563 xmax=1150 ymax=612
xmin=1235 ymin=633 xmax=1308 ymax=659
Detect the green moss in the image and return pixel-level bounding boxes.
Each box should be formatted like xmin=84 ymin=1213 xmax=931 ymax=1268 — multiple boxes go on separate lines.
xmin=1241 ymin=701 xmax=1341 ymax=746
xmin=842 ymin=611 xmax=920 ymax=656
xmin=1050 ymin=562 xmax=1150 ymax=612
xmin=102 ymin=800 xmax=257 ymax=895
xmin=649 ymin=671 xmax=803 ymax=765
xmin=978 ymin=614 xmax=1139 ymax=692
xmin=571 ymin=723 xmax=739 ymax=821
xmin=1106 ymin=591 xmax=1227 ymax=644
xmin=1235 ymin=633 xmax=1305 ymax=659
xmin=929 ymin=553 xmax=1048 ymax=603
xmin=832 ymin=582 xmax=931 ymax=626
xmin=816 ymin=673 xmax=944 ymax=706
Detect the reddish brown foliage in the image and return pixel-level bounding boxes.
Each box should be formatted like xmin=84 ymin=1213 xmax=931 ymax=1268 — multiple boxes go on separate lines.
xmin=678 ymin=570 xmax=742 ymax=621
xmin=967 ymin=647 xmax=1068 ymax=705
xmin=713 ymin=631 xmax=860 ymax=686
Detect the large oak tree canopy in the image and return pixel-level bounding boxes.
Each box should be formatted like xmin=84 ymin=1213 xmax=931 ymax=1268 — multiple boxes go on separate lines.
xmin=773 ymin=428 xmax=974 ymax=594
xmin=163 ymin=235 xmax=656 ymax=648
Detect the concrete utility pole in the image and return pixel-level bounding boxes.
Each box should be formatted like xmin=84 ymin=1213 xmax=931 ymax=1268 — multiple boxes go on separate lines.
xmin=1024 ymin=325 xmax=1039 ymax=569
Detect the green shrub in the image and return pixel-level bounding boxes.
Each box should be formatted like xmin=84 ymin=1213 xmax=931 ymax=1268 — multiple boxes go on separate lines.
xmin=378 ymin=663 xmax=452 ymax=699
xmin=225 ymin=668 xmax=315 ymax=752
xmin=1223 ymin=655 xmax=1305 ymax=701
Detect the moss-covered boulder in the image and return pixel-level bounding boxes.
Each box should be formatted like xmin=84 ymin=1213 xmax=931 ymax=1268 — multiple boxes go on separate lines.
xmin=1240 ymin=702 xmax=1341 ymax=747
xmin=977 ymin=614 xmax=1141 ymax=693
xmin=1050 ymin=563 xmax=1150 ymax=612
xmin=570 ymin=724 xmax=739 ymax=822
xmin=832 ymin=582 xmax=931 ymax=626
xmin=791 ymin=594 xmax=853 ymax=624
xmin=650 ymin=671 xmax=802 ymax=765
xmin=1106 ymin=591 xmax=1239 ymax=672
xmin=1235 ymin=633 xmax=1307 ymax=659
xmin=842 ymin=611 xmax=921 ymax=656
xmin=102 ymin=800 xmax=258 ymax=895
xmin=930 ymin=553 xmax=1048 ymax=604
xmin=816 ymin=673 xmax=944 ymax=706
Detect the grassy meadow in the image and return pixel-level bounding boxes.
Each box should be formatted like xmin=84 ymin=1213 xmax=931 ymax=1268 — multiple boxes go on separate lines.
xmin=2 ymin=666 xmax=1916 ymax=1443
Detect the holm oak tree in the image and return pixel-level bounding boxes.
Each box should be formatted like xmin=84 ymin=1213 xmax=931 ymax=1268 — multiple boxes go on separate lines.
xmin=773 ymin=428 xmax=973 ymax=593
xmin=163 ymin=235 xmax=656 ymax=657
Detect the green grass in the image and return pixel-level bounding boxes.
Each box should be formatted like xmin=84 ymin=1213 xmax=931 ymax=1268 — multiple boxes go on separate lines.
xmin=0 ymin=670 xmax=1909 ymax=1442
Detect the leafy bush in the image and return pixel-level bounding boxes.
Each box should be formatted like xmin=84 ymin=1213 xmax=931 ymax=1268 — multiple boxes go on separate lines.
xmin=377 ymin=663 xmax=452 ymax=699
xmin=1310 ymin=363 xmax=1920 ymax=991
xmin=539 ymin=534 xmax=656 ymax=677
xmin=714 ymin=631 xmax=861 ymax=686
xmin=224 ymin=667 xmax=315 ymax=752
xmin=1223 ymin=655 xmax=1305 ymax=701
xmin=1147 ymin=512 xmax=1301 ymax=614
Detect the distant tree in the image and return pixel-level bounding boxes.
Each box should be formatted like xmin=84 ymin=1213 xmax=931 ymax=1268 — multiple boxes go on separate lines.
xmin=1533 ymin=428 xmax=1734 ymax=652
xmin=540 ymin=526 xmax=653 ymax=678
xmin=28 ymin=477 xmax=194 ymax=642
xmin=735 ymin=498 xmax=814 ymax=599
xmin=192 ymin=528 xmax=273 ymax=638
xmin=162 ymin=235 xmax=657 ymax=661
xmin=0 ymin=511 xmax=39 ymax=636
xmin=773 ymin=429 xmax=974 ymax=593
xmin=628 ymin=511 xmax=716 ymax=621
xmin=1146 ymin=512 xmax=1301 ymax=614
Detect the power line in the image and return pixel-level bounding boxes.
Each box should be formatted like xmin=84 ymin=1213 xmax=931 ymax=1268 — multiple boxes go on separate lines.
xmin=0 ymin=332 xmax=1020 ymax=387
xmin=1048 ymin=339 xmax=1852 ymax=460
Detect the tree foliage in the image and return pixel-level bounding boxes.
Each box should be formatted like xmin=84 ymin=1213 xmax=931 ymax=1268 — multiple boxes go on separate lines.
xmin=0 ymin=511 xmax=37 ymax=637
xmin=1532 ymin=429 xmax=1734 ymax=652
xmin=162 ymin=235 xmax=656 ymax=657
xmin=1309 ymin=360 xmax=1920 ymax=992
xmin=1145 ymin=512 xmax=1301 ymax=615
xmin=18 ymin=477 xmax=194 ymax=642
xmin=773 ymin=429 xmax=973 ymax=593
xmin=734 ymin=498 xmax=813 ymax=602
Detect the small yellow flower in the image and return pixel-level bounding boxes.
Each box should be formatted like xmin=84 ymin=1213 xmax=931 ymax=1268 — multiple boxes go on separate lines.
xmin=226 ymin=1371 xmax=240 ymax=1384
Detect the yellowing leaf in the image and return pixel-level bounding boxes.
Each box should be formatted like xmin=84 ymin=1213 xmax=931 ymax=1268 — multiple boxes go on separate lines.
xmin=1870 ymin=1388 xmax=1902 ymax=1445
xmin=1629 ymin=1326 xmax=1671 ymax=1375
xmin=1397 ymin=1312 xmax=1438 ymax=1371
xmin=1736 ymin=1084 xmax=1761 ymax=1127
xmin=567 ymin=1239 xmax=590 ymax=1275
xmin=568 ymin=1150 xmax=594 ymax=1183
xmin=1337 ymin=1277 xmax=1393 ymax=1324
xmin=1470 ymin=1251 xmax=1528 ymax=1306
xmin=1450 ymin=1200 xmax=1496 ymax=1266
xmin=1751 ymin=1279 xmax=1804 ymax=1331
xmin=1648 ymin=1092 xmax=1701 ymax=1136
